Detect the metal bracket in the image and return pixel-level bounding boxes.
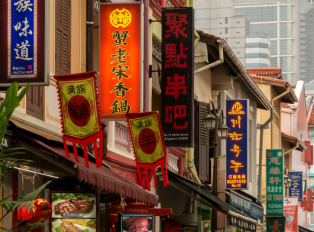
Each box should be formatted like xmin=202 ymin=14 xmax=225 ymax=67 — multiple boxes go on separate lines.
xmin=149 ymin=64 xmax=161 ymax=78
xmin=86 ymin=21 xmax=94 ymax=25
xmin=149 ymin=19 xmax=162 ymax=24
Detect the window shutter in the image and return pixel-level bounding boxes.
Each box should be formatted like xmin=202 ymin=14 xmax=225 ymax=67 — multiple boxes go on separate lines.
xmin=55 ymin=0 xmax=71 ymax=75
xmin=26 ymin=86 xmax=43 ymax=120
xmin=311 ymin=213 xmax=314 ymax=224
xmin=198 ymin=101 xmax=209 ymax=181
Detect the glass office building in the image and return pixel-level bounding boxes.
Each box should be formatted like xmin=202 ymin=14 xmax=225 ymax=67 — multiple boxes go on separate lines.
xmin=300 ymin=0 xmax=314 ymax=84
xmin=245 ymin=36 xmax=271 ymax=68
xmin=234 ymin=1 xmax=299 ymax=84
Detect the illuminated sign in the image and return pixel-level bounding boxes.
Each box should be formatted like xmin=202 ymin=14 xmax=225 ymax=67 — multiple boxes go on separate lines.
xmin=226 ymin=100 xmax=248 ymax=189
xmin=161 ymin=8 xmax=194 ymax=147
xmin=266 ymin=149 xmax=284 ymax=216
xmin=99 ymin=3 xmax=143 ymax=119
xmin=288 ymin=171 xmax=302 ymax=201
xmin=0 ymin=0 xmax=49 ymax=86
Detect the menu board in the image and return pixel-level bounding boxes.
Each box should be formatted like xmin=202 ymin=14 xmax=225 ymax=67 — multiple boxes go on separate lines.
xmin=50 ymin=192 xmax=97 ymax=232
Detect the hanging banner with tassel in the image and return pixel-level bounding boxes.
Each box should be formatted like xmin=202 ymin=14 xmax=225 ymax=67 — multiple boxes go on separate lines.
xmin=55 ymin=71 xmax=103 ymax=168
xmin=126 ymin=112 xmax=168 ymax=190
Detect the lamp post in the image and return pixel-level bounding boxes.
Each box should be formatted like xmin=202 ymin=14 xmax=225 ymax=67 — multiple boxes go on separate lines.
xmin=203 ymin=100 xmax=230 ymax=231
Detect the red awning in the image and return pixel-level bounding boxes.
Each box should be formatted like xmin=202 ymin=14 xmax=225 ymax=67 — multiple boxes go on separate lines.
xmin=13 ymin=128 xmax=158 ymax=206
xmin=148 ymin=208 xmax=173 ymax=216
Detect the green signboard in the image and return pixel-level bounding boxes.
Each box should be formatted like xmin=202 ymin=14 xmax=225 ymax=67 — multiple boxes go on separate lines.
xmin=266 ymin=217 xmax=285 ymax=232
xmin=266 ymin=149 xmax=284 ymax=216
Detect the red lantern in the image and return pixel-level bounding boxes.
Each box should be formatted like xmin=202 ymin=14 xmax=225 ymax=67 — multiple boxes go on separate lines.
xmin=165 ymin=219 xmax=181 ymax=232
xmin=18 ymin=198 xmax=52 ymax=223
xmin=110 ymin=201 xmax=126 ymax=214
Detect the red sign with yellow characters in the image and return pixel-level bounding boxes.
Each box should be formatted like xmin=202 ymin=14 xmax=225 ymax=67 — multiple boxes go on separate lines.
xmin=99 ymin=3 xmax=143 ymax=119
xmin=126 ymin=112 xmax=168 ymax=190
xmin=55 ymin=71 xmax=103 ymax=168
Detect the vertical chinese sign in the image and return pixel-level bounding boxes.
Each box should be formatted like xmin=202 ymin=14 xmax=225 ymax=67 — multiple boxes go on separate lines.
xmin=266 ymin=149 xmax=284 ymax=216
xmin=288 ymin=171 xmax=303 ymax=201
xmin=226 ymin=100 xmax=248 ymax=189
xmin=161 ymin=8 xmax=194 ymax=147
xmin=0 ymin=0 xmax=49 ymax=86
xmin=284 ymin=197 xmax=298 ymax=232
xmin=99 ymin=3 xmax=143 ymax=119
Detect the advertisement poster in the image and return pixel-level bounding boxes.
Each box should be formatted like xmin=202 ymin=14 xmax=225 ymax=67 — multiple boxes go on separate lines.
xmin=161 ymin=7 xmax=194 ymax=147
xmin=226 ymin=100 xmax=248 ymax=189
xmin=266 ymin=149 xmax=284 ymax=216
xmin=288 ymin=171 xmax=302 ymax=201
xmin=121 ymin=214 xmax=154 ymax=232
xmin=284 ymin=197 xmax=298 ymax=232
xmin=50 ymin=192 xmax=97 ymax=232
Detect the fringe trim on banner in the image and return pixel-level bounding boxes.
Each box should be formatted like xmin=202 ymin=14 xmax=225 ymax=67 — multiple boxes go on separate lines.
xmin=55 ymin=71 xmax=103 ymax=169
xmin=126 ymin=111 xmax=169 ymax=190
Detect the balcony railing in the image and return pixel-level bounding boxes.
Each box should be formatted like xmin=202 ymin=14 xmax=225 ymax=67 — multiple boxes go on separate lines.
xmin=115 ymin=122 xmax=131 ymax=153
xmin=168 ymin=152 xmax=180 ymax=173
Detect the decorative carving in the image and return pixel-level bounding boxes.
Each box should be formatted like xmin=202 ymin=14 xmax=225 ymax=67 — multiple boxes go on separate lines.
xmin=152 ymin=41 xmax=162 ymax=62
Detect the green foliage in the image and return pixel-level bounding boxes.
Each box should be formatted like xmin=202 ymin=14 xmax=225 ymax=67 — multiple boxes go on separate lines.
xmin=0 ymin=82 xmax=50 ymax=231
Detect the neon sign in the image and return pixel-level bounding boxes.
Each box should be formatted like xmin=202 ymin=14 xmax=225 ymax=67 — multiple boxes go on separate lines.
xmin=226 ymin=100 xmax=248 ymax=189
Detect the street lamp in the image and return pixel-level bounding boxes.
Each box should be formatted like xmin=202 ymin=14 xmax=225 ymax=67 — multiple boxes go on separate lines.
xmin=203 ymin=99 xmax=230 ymax=230
xmin=311 ymin=195 xmax=314 ymax=203
xmin=217 ymin=117 xmax=230 ymax=140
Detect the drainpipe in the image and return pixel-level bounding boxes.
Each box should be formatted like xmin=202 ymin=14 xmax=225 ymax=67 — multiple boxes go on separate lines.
xmin=258 ymin=108 xmax=273 ymax=201
xmin=284 ymin=141 xmax=299 ymax=155
xmin=194 ymin=40 xmax=224 ymax=75
xmin=270 ymin=86 xmax=291 ymax=149
xmin=187 ymin=148 xmax=201 ymax=184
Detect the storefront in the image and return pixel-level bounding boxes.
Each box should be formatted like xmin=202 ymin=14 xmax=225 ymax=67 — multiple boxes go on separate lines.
xmin=4 ymin=120 xmax=160 ymax=232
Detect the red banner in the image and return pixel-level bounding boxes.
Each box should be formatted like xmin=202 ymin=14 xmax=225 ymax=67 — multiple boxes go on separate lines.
xmin=126 ymin=112 xmax=168 ymax=190
xmin=55 ymin=71 xmax=103 ymax=168
xmin=284 ymin=197 xmax=298 ymax=232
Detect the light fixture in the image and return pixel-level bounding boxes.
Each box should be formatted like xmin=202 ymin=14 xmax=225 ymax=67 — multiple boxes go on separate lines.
xmin=203 ymin=111 xmax=218 ymax=130
xmin=218 ymin=123 xmax=230 ymax=139
xmin=311 ymin=195 xmax=314 ymax=203
xmin=287 ymin=178 xmax=292 ymax=188
xmin=13 ymin=167 xmax=59 ymax=179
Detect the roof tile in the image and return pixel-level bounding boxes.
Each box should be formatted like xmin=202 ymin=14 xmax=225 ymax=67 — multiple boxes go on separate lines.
xmin=246 ymin=68 xmax=283 ymax=79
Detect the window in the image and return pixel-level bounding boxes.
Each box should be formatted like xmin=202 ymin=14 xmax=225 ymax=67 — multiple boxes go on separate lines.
xmin=245 ymin=43 xmax=269 ymax=48
xmin=26 ymin=86 xmax=44 ymax=120
xmin=225 ymin=17 xmax=228 ymax=24
xmin=225 ymin=27 xmax=228 ymax=34
xmin=219 ymin=22 xmax=222 ymax=24
xmin=237 ymin=32 xmax=240 ymax=34
xmin=237 ymin=42 xmax=240 ymax=44
xmin=237 ymin=52 xmax=240 ymax=54
xmin=237 ymin=21 xmax=240 ymax=23
xmin=55 ymin=0 xmax=71 ymax=75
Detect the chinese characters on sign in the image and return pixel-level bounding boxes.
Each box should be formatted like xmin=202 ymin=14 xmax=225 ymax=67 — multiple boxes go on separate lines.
xmin=99 ymin=3 xmax=142 ymax=119
xmin=229 ymin=216 xmax=256 ymax=232
xmin=55 ymin=71 xmax=103 ymax=168
xmin=266 ymin=149 xmax=284 ymax=216
xmin=11 ymin=0 xmax=35 ymax=77
xmin=161 ymin=8 xmax=194 ymax=147
xmin=266 ymin=217 xmax=285 ymax=232
xmin=226 ymin=100 xmax=248 ymax=189
xmin=126 ymin=112 xmax=168 ymax=190
xmin=288 ymin=171 xmax=303 ymax=201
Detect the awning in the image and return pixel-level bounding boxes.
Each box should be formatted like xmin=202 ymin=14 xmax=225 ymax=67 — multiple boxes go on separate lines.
xmin=281 ymin=132 xmax=307 ymax=152
xmin=299 ymin=225 xmax=313 ymax=232
xmin=11 ymin=125 xmax=158 ymax=206
xmin=167 ymin=171 xmax=257 ymax=224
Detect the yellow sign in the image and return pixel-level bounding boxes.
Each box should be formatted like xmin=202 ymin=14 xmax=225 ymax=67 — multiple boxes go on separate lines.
xmin=110 ymin=8 xmax=132 ymax=28
xmin=228 ymin=102 xmax=245 ymax=115
xmin=58 ymin=77 xmax=99 ymax=139
xmin=128 ymin=114 xmax=165 ymax=164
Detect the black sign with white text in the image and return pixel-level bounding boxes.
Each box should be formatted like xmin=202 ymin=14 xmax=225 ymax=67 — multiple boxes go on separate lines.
xmin=161 ymin=8 xmax=194 ymax=147
xmin=229 ymin=215 xmax=256 ymax=232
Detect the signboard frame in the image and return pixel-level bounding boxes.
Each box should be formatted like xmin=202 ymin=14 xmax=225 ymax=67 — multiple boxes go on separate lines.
xmin=0 ymin=0 xmax=50 ymax=86
xmin=225 ymin=99 xmax=249 ymax=190
xmin=288 ymin=171 xmax=303 ymax=201
xmin=266 ymin=149 xmax=284 ymax=217
xmin=99 ymin=2 xmax=144 ymax=120
xmin=160 ymin=7 xmax=194 ymax=148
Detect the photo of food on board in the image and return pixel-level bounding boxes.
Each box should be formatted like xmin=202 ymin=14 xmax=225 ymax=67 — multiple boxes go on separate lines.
xmin=52 ymin=219 xmax=96 ymax=232
xmin=51 ymin=193 xmax=96 ymax=218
